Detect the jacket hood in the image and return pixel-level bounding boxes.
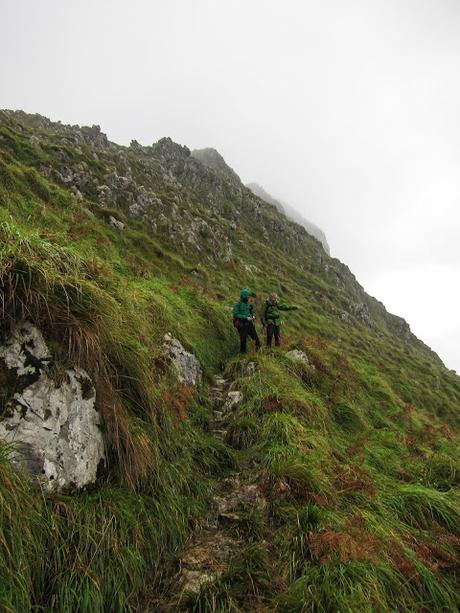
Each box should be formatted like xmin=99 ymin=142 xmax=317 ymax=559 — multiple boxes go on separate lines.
xmin=240 ymin=288 xmax=255 ymax=300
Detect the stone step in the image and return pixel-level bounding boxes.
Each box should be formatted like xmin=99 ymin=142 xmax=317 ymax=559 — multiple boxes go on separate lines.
xmin=218 ymin=512 xmax=240 ymax=525
xmin=212 ymin=428 xmax=228 ymax=438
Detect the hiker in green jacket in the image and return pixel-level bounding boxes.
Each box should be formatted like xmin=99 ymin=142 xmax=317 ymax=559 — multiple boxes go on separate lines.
xmin=232 ymin=288 xmax=261 ymax=353
xmin=261 ymin=292 xmax=298 ymax=347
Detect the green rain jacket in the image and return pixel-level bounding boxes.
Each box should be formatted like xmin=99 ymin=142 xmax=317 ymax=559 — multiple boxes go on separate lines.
xmin=261 ymin=299 xmax=297 ymax=327
xmin=232 ymin=288 xmax=256 ymax=321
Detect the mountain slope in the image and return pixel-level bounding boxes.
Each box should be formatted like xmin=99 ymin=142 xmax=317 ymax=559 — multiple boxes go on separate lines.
xmin=246 ymin=181 xmax=330 ymax=254
xmin=191 ymin=147 xmax=242 ymax=185
xmin=0 ymin=110 xmax=458 ymax=612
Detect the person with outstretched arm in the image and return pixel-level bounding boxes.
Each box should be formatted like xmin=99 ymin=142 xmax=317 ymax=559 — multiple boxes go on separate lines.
xmin=232 ymin=288 xmax=261 ymax=353
xmin=261 ymin=292 xmax=298 ymax=347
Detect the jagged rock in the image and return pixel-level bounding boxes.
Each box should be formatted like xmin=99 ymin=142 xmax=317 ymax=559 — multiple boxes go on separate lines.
xmin=246 ymin=182 xmax=330 ymax=254
xmin=192 ymin=148 xmax=242 ymax=184
xmin=163 ymin=333 xmax=202 ymax=385
xmin=338 ymin=309 xmax=353 ymax=324
xmin=97 ymin=184 xmax=112 ymax=203
xmin=353 ymin=302 xmax=374 ymax=328
xmin=81 ymin=124 xmax=109 ymax=149
xmin=71 ymin=185 xmax=83 ymax=201
xmin=222 ymin=390 xmax=243 ymax=412
xmin=108 ymin=215 xmax=125 ymax=231
xmin=0 ymin=321 xmax=51 ymax=374
xmin=0 ymin=322 xmax=105 ymax=490
xmin=30 ymin=135 xmax=40 ymax=149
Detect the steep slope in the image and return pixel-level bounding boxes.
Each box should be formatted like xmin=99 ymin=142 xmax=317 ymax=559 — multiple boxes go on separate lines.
xmin=0 ymin=110 xmax=458 ymax=612
xmin=247 ymin=181 xmax=330 ymax=254
xmin=191 ymin=147 xmax=242 ymax=185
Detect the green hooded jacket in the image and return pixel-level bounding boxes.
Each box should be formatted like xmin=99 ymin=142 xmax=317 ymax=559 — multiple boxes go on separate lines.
xmin=232 ymin=288 xmax=256 ymax=320
xmin=261 ymin=298 xmax=297 ymax=327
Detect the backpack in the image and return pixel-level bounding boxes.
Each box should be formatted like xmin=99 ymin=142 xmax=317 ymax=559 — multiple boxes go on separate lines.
xmin=232 ymin=301 xmax=254 ymax=328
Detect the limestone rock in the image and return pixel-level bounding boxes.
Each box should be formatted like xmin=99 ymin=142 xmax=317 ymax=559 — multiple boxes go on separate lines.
xmin=71 ymin=185 xmax=84 ymax=201
xmin=246 ymin=182 xmax=330 ymax=254
xmin=108 ymin=215 xmax=125 ymax=231
xmin=353 ymin=302 xmax=374 ymax=328
xmin=0 ymin=321 xmax=51 ymax=375
xmin=192 ymin=148 xmax=242 ymax=184
xmin=163 ymin=333 xmax=202 ymax=386
xmin=0 ymin=322 xmax=105 ymax=490
xmin=286 ymin=349 xmax=310 ymax=364
xmin=222 ymin=390 xmax=243 ymax=412
xmin=30 ymin=135 xmax=41 ymax=149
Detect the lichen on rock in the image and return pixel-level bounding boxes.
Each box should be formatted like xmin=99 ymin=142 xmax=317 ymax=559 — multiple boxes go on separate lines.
xmin=0 ymin=322 xmax=105 ymax=490
xmin=163 ymin=333 xmax=202 ymax=386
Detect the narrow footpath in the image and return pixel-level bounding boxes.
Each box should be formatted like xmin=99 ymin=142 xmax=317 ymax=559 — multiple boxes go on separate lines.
xmin=176 ymin=374 xmax=267 ymax=602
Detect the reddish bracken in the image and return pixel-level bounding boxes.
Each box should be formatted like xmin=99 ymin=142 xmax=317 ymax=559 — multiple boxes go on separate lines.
xmin=307 ymin=524 xmax=381 ymax=563
xmin=163 ymin=384 xmax=196 ymax=424
xmin=334 ymin=462 xmax=377 ymax=496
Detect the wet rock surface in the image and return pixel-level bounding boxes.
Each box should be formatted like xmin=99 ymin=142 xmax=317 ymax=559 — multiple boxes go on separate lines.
xmin=0 ymin=322 xmax=105 ymax=490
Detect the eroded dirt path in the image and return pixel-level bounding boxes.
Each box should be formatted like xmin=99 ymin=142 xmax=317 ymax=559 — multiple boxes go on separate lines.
xmin=176 ymin=375 xmax=267 ymax=601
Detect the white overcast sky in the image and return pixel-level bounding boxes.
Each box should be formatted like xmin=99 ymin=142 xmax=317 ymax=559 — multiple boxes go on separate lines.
xmin=1 ymin=0 xmax=459 ymax=372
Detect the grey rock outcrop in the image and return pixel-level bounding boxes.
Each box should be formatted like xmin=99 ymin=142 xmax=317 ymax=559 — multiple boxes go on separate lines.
xmin=286 ymin=349 xmax=310 ymax=364
xmin=163 ymin=333 xmax=202 ymax=385
xmin=0 ymin=322 xmax=105 ymax=490
xmin=353 ymin=302 xmax=374 ymax=328
xmin=222 ymin=390 xmax=243 ymax=412
xmin=192 ymin=148 xmax=241 ymax=184
xmin=108 ymin=215 xmax=125 ymax=231
xmin=0 ymin=110 xmax=437 ymax=360
xmin=246 ymin=182 xmax=330 ymax=254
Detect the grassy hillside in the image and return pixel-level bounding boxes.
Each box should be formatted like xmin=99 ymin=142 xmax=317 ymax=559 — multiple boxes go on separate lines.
xmin=0 ymin=110 xmax=458 ymax=612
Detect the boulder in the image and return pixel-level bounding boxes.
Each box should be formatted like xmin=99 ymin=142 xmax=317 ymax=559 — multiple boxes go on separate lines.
xmin=108 ymin=215 xmax=125 ymax=231
xmin=163 ymin=333 xmax=202 ymax=386
xmin=222 ymin=390 xmax=243 ymax=412
xmin=0 ymin=322 xmax=105 ymax=490
xmin=286 ymin=349 xmax=310 ymax=364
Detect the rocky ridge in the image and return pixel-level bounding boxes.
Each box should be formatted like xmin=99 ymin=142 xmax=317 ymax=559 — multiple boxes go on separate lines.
xmin=246 ymin=181 xmax=330 ymax=254
xmin=0 ymin=109 xmax=436 ymax=353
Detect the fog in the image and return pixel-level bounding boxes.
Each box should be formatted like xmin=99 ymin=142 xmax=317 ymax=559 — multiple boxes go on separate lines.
xmin=1 ymin=0 xmax=459 ymax=371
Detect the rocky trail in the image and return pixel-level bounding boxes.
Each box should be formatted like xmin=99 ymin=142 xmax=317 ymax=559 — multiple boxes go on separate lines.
xmin=175 ymin=375 xmax=268 ymax=605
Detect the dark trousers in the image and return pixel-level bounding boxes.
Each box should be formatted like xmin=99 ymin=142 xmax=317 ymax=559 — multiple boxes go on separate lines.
xmin=266 ymin=324 xmax=281 ymax=347
xmin=238 ymin=321 xmax=260 ymax=353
